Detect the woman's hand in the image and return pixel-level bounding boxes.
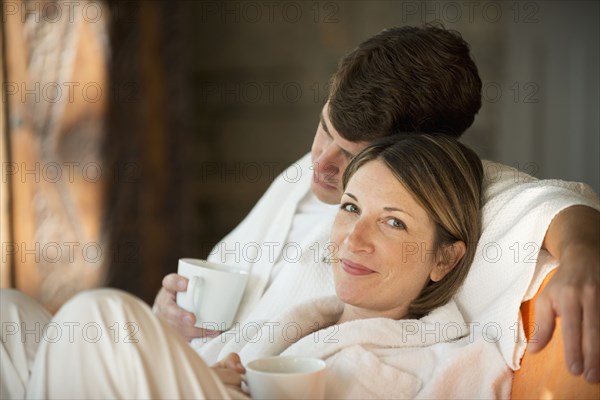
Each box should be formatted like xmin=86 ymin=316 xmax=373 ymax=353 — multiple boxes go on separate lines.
xmin=212 ymin=353 xmax=246 ymax=392
xmin=152 ymin=273 xmax=221 ymax=341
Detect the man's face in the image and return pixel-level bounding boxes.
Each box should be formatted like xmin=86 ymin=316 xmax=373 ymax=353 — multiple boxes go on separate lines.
xmin=310 ymin=102 xmax=370 ymax=204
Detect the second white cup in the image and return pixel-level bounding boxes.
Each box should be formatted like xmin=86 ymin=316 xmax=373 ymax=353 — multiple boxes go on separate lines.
xmin=176 ymin=258 xmax=248 ymax=331
xmin=245 ymin=356 xmax=327 ymax=400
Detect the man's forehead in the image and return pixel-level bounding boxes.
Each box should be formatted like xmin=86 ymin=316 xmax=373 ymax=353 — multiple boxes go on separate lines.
xmin=320 ymin=106 xmax=369 ymax=156
xmin=318 ymin=110 xmax=331 ymax=134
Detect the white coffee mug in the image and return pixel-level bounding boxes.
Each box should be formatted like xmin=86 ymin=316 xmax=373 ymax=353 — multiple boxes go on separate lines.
xmin=245 ymin=356 xmax=327 ymax=400
xmin=176 ymin=258 xmax=248 ymax=331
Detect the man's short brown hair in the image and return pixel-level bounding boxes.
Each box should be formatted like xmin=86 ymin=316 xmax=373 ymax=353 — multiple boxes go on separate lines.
xmin=329 ymin=25 xmax=482 ymax=141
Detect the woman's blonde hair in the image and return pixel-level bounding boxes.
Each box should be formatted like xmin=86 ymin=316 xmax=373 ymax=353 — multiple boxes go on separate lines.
xmin=343 ymin=134 xmax=483 ymax=318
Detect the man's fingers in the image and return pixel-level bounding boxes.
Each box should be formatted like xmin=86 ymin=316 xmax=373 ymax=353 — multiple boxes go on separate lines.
xmin=154 ymin=289 xmax=189 ymax=323
xmin=528 ymin=295 xmax=555 ymax=353
xmin=162 ymin=273 xmax=188 ymax=294
xmin=153 ymin=287 xmax=192 ymax=323
xmin=155 ymin=273 xmax=194 ymax=325
xmin=154 ymin=282 xmax=215 ymax=340
xmin=557 ymin=289 xmax=583 ymax=376
xmin=152 ymin=273 xmax=223 ymax=341
xmin=159 ymin=298 xmax=221 ymax=341
xmin=582 ymin=284 xmax=600 ymax=383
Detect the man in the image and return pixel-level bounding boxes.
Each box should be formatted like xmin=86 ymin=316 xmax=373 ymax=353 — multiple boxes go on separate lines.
xmin=154 ymin=26 xmax=599 ymax=383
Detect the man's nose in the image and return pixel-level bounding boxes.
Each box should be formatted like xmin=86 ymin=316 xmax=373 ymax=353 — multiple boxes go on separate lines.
xmin=315 ymin=144 xmax=343 ymax=174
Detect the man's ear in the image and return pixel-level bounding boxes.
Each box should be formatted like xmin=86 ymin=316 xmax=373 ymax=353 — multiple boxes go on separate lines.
xmin=430 ymin=241 xmax=466 ymax=282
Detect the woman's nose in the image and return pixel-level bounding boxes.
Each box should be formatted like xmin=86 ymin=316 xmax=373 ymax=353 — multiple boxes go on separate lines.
xmin=345 ymin=218 xmax=374 ymax=254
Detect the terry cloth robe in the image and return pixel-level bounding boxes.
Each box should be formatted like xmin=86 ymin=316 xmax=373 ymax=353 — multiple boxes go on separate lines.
xmin=454 ymin=161 xmax=600 ymax=369
xmin=197 ymin=154 xmax=599 ymax=377
xmin=206 ymin=297 xmax=509 ymax=398
xmin=198 ymin=238 xmax=511 ymax=399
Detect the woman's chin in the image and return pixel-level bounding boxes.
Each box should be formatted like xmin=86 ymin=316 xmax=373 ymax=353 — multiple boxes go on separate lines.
xmin=334 ymin=285 xmax=359 ymax=306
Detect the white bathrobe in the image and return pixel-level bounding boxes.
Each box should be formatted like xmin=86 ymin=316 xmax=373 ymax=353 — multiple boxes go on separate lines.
xmin=195 ymin=153 xmax=599 ymax=398
xmin=206 ymin=153 xmax=338 ymax=323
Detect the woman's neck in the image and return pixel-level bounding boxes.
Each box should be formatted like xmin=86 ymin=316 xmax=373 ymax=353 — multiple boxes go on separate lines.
xmin=336 ymin=304 xmax=410 ymax=324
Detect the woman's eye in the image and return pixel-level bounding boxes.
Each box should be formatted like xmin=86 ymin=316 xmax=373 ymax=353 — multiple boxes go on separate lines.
xmin=386 ymin=218 xmax=406 ymax=229
xmin=341 ymin=203 xmax=359 ymax=213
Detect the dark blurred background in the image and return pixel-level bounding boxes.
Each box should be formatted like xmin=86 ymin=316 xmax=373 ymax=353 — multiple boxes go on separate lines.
xmin=2 ymin=0 xmax=598 ymax=310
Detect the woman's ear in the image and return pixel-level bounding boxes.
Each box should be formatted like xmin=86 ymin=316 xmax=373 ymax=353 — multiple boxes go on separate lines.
xmin=430 ymin=241 xmax=466 ymax=282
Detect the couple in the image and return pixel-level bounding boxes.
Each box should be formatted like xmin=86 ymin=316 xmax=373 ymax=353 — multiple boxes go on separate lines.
xmin=158 ymin=24 xmax=598 ymax=382
xmin=2 ymin=25 xmax=599 ymax=398
xmin=158 ymin=24 xmax=599 ymax=391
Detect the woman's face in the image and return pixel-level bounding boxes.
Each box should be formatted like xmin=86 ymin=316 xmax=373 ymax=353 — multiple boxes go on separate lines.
xmin=331 ymin=160 xmax=442 ymax=319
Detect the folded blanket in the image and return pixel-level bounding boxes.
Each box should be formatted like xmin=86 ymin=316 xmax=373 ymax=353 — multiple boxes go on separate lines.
xmin=203 ymin=275 xmax=509 ymax=398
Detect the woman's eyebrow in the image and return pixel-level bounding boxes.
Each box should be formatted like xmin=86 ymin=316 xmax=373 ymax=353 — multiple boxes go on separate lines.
xmin=346 ymin=191 xmax=415 ymax=218
xmin=344 ymin=192 xmax=358 ymax=201
xmin=344 ymin=192 xmax=412 ymax=217
xmin=345 ymin=193 xmax=412 ymax=217
xmin=383 ymin=207 xmax=413 ymax=218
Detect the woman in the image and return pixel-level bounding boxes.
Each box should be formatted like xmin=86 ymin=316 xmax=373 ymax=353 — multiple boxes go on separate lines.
xmin=3 ymin=134 xmax=486 ymax=399
xmin=201 ymin=133 xmax=487 ymax=398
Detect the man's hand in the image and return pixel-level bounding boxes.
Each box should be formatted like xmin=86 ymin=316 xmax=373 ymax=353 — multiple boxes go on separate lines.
xmin=529 ymin=205 xmax=600 ymax=383
xmin=153 ymin=273 xmax=221 ymax=341
xmin=212 ymin=353 xmax=246 ymax=393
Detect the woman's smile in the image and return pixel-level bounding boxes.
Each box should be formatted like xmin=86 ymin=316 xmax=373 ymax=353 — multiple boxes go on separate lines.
xmin=341 ymin=259 xmax=376 ymax=276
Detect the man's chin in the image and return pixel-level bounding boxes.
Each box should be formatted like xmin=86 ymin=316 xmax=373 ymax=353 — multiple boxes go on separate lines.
xmin=310 ymin=181 xmax=342 ymax=205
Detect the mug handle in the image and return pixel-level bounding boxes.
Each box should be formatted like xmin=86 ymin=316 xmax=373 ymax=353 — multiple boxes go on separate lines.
xmin=188 ymin=276 xmax=204 ymax=315
xmin=240 ymin=375 xmax=250 ymax=396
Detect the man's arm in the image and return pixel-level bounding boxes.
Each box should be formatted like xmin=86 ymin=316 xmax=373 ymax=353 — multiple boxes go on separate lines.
xmin=529 ymin=205 xmax=600 ymax=383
